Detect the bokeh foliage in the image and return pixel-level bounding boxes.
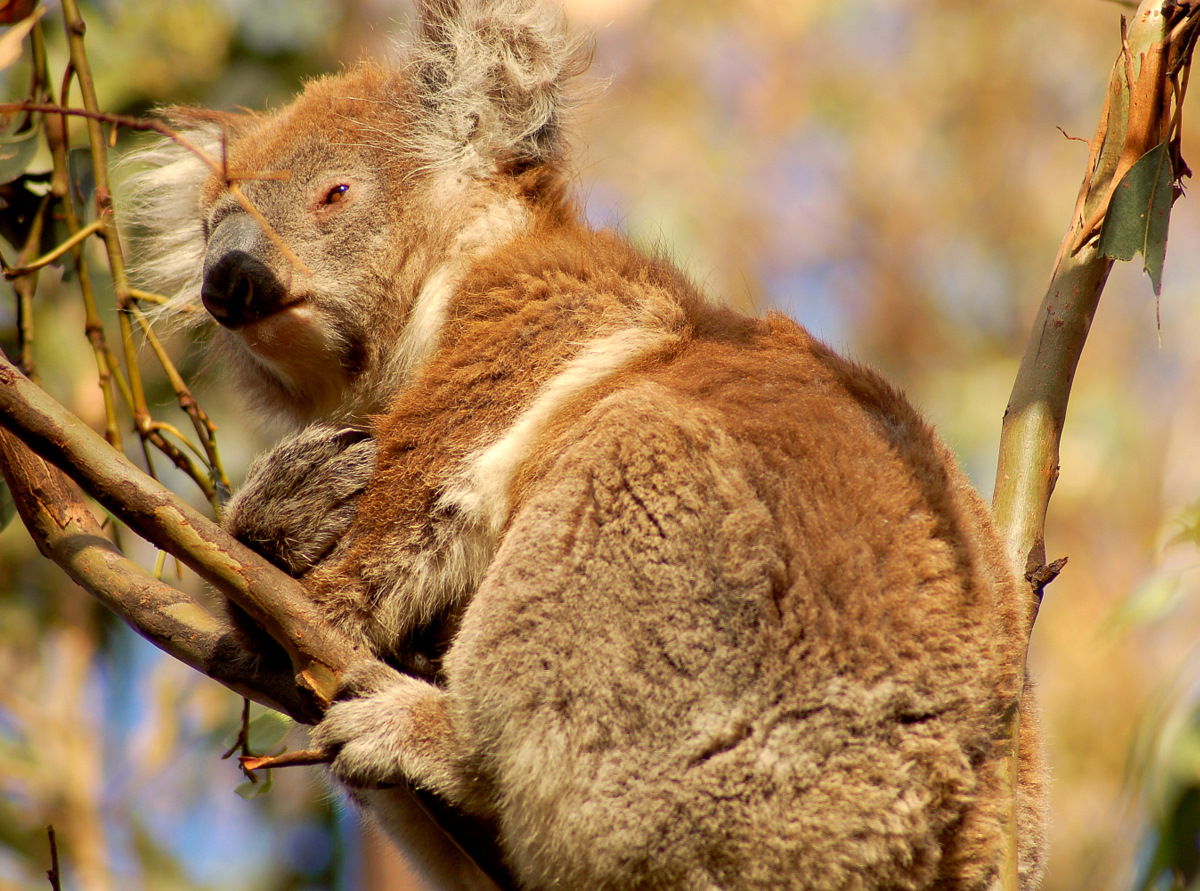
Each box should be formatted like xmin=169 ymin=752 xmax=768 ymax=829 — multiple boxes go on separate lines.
xmin=0 ymin=1 xmax=1198 ymax=889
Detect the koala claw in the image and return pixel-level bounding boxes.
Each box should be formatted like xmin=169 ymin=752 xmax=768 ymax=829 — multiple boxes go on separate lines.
xmin=314 ymin=662 xmax=462 ymax=796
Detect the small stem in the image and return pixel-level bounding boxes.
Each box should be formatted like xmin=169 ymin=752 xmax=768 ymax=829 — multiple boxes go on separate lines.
xmin=45 ymin=825 xmax=61 ymax=891
xmin=3 ymin=219 xmax=102 ymax=278
xmin=129 ymin=304 xmax=230 ymax=504
xmin=44 ymin=43 xmax=122 ymax=450
xmin=240 ymin=748 xmax=330 ymax=772
xmin=59 ymin=0 xmax=151 ymax=467
xmin=129 ymin=287 xmax=197 ymax=308
xmin=11 ymin=194 xmax=50 ymax=381
xmin=221 ymin=698 xmax=255 ymax=766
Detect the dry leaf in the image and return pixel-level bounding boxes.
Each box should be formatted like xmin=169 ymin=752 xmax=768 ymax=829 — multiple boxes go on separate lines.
xmin=0 ymin=5 xmax=43 ymax=71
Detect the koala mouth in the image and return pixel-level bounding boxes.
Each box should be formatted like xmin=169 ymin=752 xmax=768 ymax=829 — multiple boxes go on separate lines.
xmin=240 ymin=303 xmax=319 ymax=353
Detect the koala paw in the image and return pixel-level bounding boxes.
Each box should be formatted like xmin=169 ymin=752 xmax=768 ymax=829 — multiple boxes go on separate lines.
xmin=314 ymin=662 xmax=466 ymax=800
xmin=224 ymin=424 xmax=376 ymax=576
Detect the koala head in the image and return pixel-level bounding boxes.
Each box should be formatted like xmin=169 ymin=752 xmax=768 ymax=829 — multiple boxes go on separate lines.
xmin=123 ymin=0 xmax=590 ymax=429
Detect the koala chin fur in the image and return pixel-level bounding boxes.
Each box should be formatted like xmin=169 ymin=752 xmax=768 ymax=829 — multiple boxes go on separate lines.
xmin=123 ymin=1 xmax=1047 ymax=888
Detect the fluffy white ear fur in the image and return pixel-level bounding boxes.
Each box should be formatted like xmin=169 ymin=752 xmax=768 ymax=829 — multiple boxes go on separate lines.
xmin=116 ymin=112 xmax=243 ymax=328
xmin=405 ymin=0 xmax=591 ymax=173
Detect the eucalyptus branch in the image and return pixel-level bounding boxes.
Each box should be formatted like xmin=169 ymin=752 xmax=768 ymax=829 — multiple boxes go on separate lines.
xmin=0 ymin=351 xmax=363 ymax=714
xmin=0 ymin=429 xmax=310 ymax=719
xmin=993 ymin=0 xmax=1200 ymax=599
xmin=0 ymin=367 xmax=508 ymax=888
xmin=0 ymin=355 xmax=513 ymax=885
xmin=991 ymin=3 xmax=1200 ymax=889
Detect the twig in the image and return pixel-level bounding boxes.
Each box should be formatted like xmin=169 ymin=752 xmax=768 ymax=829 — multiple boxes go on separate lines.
xmin=10 ymin=192 xmax=49 ymax=380
xmin=240 ymin=748 xmax=330 ymax=772
xmin=2 ymin=219 xmax=101 ymax=278
xmin=129 ymin=303 xmax=231 ymax=504
xmin=128 ymin=287 xmax=199 ymax=309
xmin=45 ymin=825 xmax=60 ymax=891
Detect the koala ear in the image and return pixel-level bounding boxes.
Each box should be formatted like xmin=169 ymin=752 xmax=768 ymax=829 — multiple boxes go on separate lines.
xmin=406 ymin=0 xmax=591 ymax=173
xmin=117 ymin=107 xmax=254 ymax=326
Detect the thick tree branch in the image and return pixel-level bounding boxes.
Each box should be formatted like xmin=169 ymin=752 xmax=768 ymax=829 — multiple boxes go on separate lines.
xmin=0 ymin=352 xmax=508 ymax=890
xmin=0 ymin=350 xmax=363 ymax=714
xmin=0 ymin=429 xmax=311 ymax=718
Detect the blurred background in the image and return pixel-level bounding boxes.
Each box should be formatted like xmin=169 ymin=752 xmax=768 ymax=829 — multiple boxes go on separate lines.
xmin=1 ymin=0 xmax=1199 ymax=888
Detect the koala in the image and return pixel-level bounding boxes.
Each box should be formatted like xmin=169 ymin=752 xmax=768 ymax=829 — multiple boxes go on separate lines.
xmin=124 ymin=1 xmax=1047 ymax=888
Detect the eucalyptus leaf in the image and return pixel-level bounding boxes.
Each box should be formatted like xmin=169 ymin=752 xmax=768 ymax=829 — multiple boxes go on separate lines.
xmin=0 ymin=122 xmax=40 ymax=185
xmin=247 ymin=710 xmax=292 ymax=752
xmin=234 ymin=773 xmax=275 ymax=799
xmin=1098 ymin=141 xmax=1175 ymax=295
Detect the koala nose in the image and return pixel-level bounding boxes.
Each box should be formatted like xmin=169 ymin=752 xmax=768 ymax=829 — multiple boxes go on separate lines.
xmin=201 ymin=215 xmax=290 ymax=329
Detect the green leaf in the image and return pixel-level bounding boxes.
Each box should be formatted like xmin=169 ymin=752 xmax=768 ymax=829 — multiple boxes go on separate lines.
xmin=0 ymin=476 xmax=15 ymax=531
xmin=0 ymin=121 xmax=40 ymax=186
xmin=246 ymin=710 xmax=292 ymax=752
xmin=234 ymin=772 xmax=274 ymax=799
xmin=1098 ymin=141 xmax=1175 ymax=295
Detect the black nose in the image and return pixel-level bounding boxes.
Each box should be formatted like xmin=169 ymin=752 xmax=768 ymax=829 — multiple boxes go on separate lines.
xmin=201 ymin=251 xmax=289 ymax=328
xmin=201 ymin=215 xmax=290 ymax=329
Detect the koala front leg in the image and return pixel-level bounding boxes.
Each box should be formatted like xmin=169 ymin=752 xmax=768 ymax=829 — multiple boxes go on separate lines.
xmin=224 ymin=423 xmax=377 ymax=576
xmin=220 ymin=423 xmax=376 ymax=667
xmin=314 ymin=662 xmax=490 ymax=815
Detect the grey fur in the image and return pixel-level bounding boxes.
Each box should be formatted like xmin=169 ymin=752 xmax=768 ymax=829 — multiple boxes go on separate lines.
xmin=224 ymin=425 xmax=376 ymax=575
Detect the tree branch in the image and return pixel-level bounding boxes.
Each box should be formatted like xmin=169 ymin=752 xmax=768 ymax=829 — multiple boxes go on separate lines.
xmin=0 ymin=352 xmax=509 ymax=889
xmin=991 ymin=4 xmax=1200 ymax=889
xmin=0 ymin=350 xmax=363 ymax=714
xmin=0 ymin=428 xmax=312 ymax=718
xmin=993 ymin=0 xmax=1200 ymax=614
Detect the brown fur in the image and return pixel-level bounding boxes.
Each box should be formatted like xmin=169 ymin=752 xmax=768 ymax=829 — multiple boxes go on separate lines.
xmin=307 ymin=223 xmax=1046 ymax=888
xmin=125 ymin=1 xmax=1047 ymax=887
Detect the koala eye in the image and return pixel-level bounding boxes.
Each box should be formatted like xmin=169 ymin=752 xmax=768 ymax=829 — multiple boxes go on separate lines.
xmin=322 ymin=183 xmax=351 ymax=205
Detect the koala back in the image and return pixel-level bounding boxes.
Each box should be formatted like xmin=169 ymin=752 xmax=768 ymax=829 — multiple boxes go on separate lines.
xmin=304 ymin=224 xmax=1046 ymax=889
